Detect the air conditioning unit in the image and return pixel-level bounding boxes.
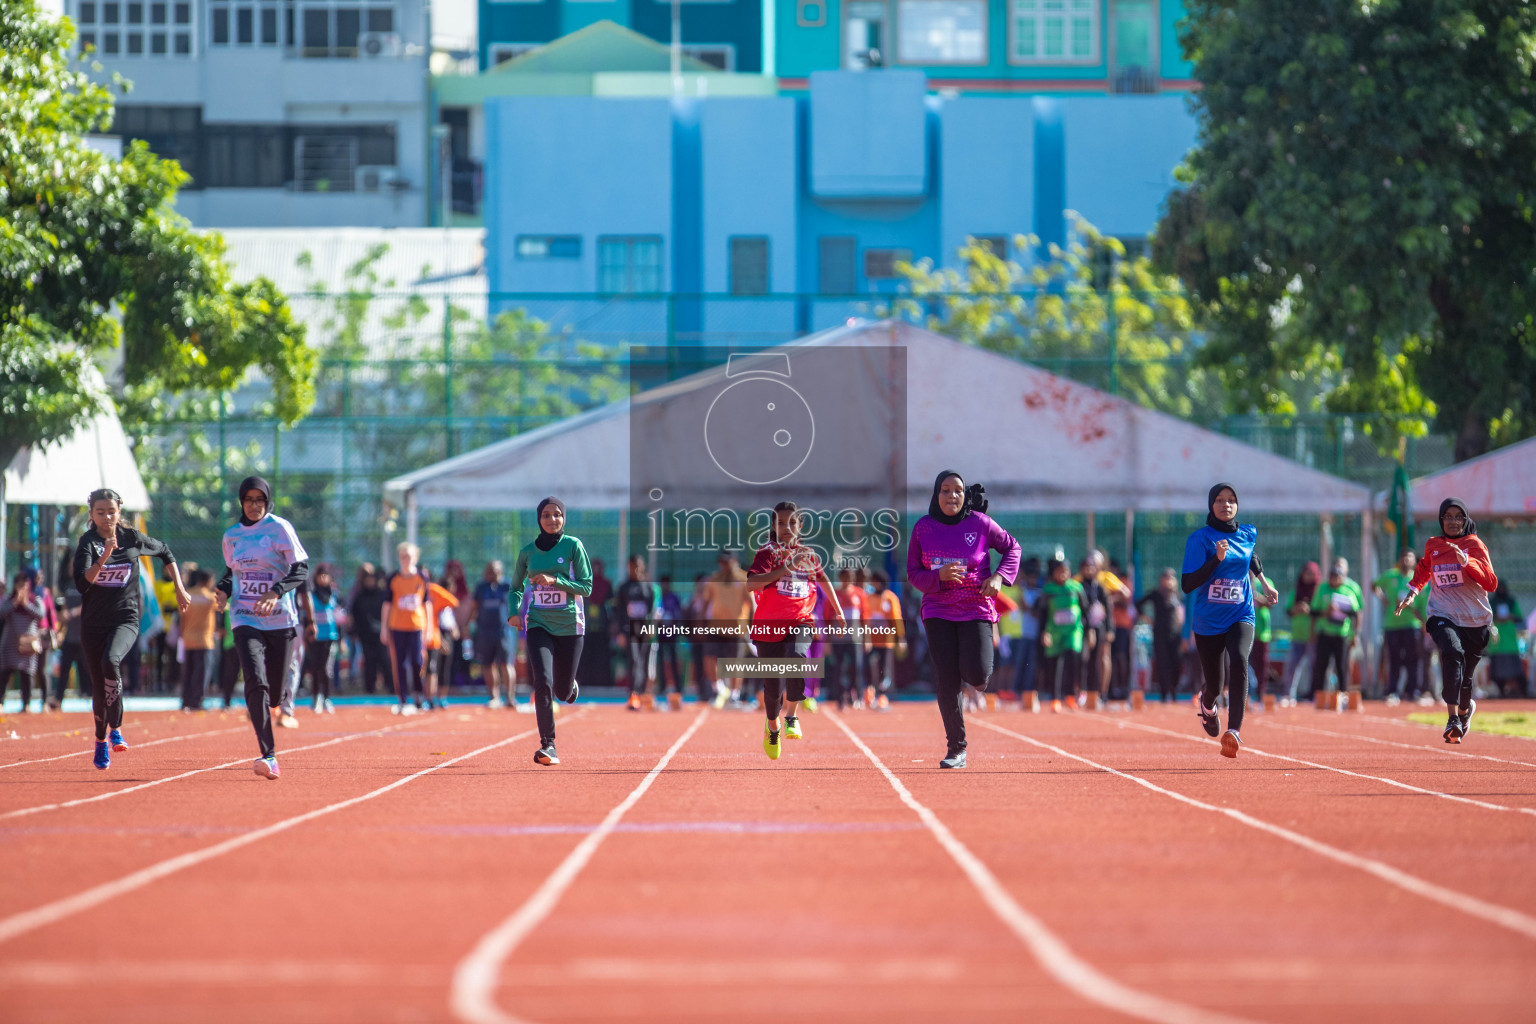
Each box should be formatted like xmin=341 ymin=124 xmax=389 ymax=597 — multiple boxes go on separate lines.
xmin=355 ymin=165 xmax=404 ymax=192
xmin=358 ymin=31 xmax=402 ymax=58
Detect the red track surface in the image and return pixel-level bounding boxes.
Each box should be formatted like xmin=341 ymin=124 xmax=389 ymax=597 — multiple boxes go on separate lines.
xmin=3 ymin=699 xmax=1535 ymax=1023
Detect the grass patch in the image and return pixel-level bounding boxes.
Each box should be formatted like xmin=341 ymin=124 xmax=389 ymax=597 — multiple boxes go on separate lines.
xmin=1407 ymin=711 xmax=1536 ymax=739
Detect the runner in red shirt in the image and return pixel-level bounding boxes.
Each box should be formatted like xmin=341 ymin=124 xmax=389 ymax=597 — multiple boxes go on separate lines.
xmin=746 ymin=502 xmax=843 ymax=760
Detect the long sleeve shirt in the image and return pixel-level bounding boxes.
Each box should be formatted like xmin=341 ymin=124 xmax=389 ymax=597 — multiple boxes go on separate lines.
xmin=1408 ymin=535 xmax=1497 ymax=628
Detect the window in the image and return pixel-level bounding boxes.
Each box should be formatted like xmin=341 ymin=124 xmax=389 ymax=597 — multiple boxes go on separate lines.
xmin=293 ymin=127 xmax=396 ymax=189
xmin=729 ymin=237 xmax=769 ymax=295
xmin=114 ymin=105 xmax=203 ymax=183
xmin=209 ymin=0 xmax=301 ymax=47
xmin=597 ymin=236 xmax=663 ymax=293
xmin=796 ymin=0 xmax=826 ymax=26
xmin=864 ymin=248 xmax=912 ymax=279
xmin=844 ymin=0 xmax=886 ymax=69
xmin=682 ymin=44 xmax=733 ymax=70
xmin=897 ymin=0 xmax=984 ymax=64
xmin=204 ymin=125 xmax=287 ymax=187
xmin=819 ymin=236 xmax=857 ymax=294
xmin=1011 ymin=0 xmax=1098 ymax=63
xmin=295 ymin=2 xmax=397 ymax=56
xmin=517 ymin=236 xmax=581 ymax=259
xmin=971 ymin=235 xmax=1008 ymax=259
xmin=489 ymin=43 xmax=539 ymax=64
xmin=80 ymin=0 xmax=188 ymax=55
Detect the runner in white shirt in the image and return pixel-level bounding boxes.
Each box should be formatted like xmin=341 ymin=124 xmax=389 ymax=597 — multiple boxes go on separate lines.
xmin=215 ymin=476 xmax=310 ymax=779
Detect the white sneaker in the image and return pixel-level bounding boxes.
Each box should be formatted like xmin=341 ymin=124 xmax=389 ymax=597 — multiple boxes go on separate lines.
xmin=1385 ymin=694 xmax=1401 ymax=707
xmin=278 ymin=713 xmax=300 ymax=729
xmin=515 ymin=702 xmax=534 ymax=714
xmin=313 ymin=698 xmax=323 ymax=714
xmin=401 ymin=704 xmax=419 ymax=716
xmin=487 ymin=696 xmax=505 ymax=709
xmin=712 ymin=680 xmax=730 ymax=709
xmin=324 ymin=699 xmax=335 ymax=714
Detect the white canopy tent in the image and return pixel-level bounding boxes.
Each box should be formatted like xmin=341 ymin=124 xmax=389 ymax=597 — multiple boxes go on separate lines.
xmin=2 ymin=405 xmax=151 ymax=580
xmin=1399 ymin=435 xmax=1536 ymax=518
xmin=385 ymin=320 xmax=1372 ymax=520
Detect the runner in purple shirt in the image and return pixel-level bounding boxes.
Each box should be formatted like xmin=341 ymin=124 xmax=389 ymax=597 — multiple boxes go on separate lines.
xmin=907 ymin=470 xmax=1022 ymax=769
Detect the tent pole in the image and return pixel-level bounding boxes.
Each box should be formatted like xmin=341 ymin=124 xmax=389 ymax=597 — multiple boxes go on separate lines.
xmin=1085 ymin=510 xmax=1095 ymax=558
xmin=406 ymin=492 xmax=419 ymax=548
xmin=1123 ymin=508 xmax=1134 ymax=581
xmin=1361 ymin=508 xmax=1375 ymax=692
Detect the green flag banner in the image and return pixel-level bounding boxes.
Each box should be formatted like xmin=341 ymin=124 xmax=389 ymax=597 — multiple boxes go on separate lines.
xmin=1386 ymin=461 xmax=1414 ymax=555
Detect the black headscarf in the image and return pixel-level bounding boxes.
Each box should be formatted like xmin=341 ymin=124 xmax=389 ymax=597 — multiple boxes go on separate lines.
xmin=928 ymin=470 xmax=988 ymax=526
xmin=1206 ymin=482 xmax=1239 ymax=534
xmin=237 ymin=475 xmax=273 ymax=527
xmin=535 ymin=496 xmax=566 ymax=551
xmin=1438 ymin=497 xmax=1477 ymax=537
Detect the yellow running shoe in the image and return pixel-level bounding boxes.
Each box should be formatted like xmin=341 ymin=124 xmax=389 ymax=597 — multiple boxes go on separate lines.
xmin=763 ymin=718 xmax=782 ymax=760
xmin=784 ymin=715 xmax=803 ymax=740
xmin=802 ymin=696 xmax=819 ymax=714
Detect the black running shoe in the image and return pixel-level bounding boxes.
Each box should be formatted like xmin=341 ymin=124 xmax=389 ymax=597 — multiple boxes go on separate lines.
xmin=1458 ymin=699 xmax=1476 ymax=739
xmin=563 ymin=681 xmax=580 ymax=705
xmin=1195 ymin=696 xmax=1220 ymax=738
xmin=1443 ymin=710 xmax=1462 ymax=744
xmin=534 ymin=744 xmax=559 ymax=765
xmin=939 ymin=749 xmax=966 ymax=769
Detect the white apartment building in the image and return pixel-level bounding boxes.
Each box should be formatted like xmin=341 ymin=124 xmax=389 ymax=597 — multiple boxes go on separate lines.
xmin=67 ymin=0 xmax=431 ymax=227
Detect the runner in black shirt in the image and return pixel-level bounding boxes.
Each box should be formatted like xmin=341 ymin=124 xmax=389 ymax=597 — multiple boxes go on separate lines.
xmin=71 ymin=488 xmax=190 ymax=770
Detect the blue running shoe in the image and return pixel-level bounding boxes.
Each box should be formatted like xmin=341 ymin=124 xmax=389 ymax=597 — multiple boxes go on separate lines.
xmin=109 ymin=728 xmax=129 ymax=752
xmin=93 ymin=741 xmax=110 ymax=770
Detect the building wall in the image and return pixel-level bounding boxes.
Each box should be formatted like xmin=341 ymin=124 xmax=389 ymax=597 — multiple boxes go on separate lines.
xmin=774 ymin=0 xmax=1194 ymax=92
xmin=482 ymin=72 xmax=1196 ymax=326
xmin=69 ymin=0 xmax=430 ymax=228
xmin=479 ymin=0 xmax=763 ymax=71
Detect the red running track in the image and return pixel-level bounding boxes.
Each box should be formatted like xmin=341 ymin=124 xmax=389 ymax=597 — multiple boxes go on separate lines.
xmin=2 ymin=699 xmax=1534 ymax=1023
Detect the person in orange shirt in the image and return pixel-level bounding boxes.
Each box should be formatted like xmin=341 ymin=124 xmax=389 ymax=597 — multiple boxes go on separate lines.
xmin=864 ymin=569 xmax=905 ymax=709
xmin=381 ymin=542 xmax=431 ymax=715
xmin=422 ymin=568 xmax=460 ymax=711
xmin=178 ymin=570 xmax=219 ymax=710
xmin=1396 ymin=497 xmax=1499 ymax=744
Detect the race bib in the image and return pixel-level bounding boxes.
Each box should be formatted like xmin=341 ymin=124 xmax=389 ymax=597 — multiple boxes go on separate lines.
xmin=1207 ymin=581 xmax=1243 ymax=605
xmin=238 ymin=572 xmax=275 ymax=602
xmin=396 ymin=592 xmax=422 ymax=611
xmin=627 ymin=600 xmax=649 ymax=618
xmin=532 ymin=587 xmax=567 ymax=608
xmin=1330 ymin=592 xmax=1353 ymax=622
xmin=1088 ymin=602 xmax=1107 ymax=627
xmin=1433 ymin=563 xmax=1463 ymax=588
xmin=95 ymin=563 xmax=132 ymax=588
xmin=1053 ymin=608 xmax=1076 ymax=626
xmin=775 ymin=577 xmax=811 ymax=599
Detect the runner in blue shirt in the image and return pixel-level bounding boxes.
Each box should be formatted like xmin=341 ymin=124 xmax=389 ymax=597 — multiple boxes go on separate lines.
xmin=1181 ymin=483 xmax=1278 ymax=758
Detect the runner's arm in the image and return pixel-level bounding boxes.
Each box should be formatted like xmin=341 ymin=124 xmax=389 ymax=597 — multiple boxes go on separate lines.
xmin=1463 ymin=539 xmax=1498 ymax=592
xmin=987 ymin=519 xmax=1022 ymax=586
xmin=216 ymin=567 xmax=234 ymax=598
xmin=269 ymin=560 xmax=310 ymax=597
xmin=506 ymin=551 xmax=530 ymax=616
xmin=905 ymin=533 xmax=941 ymax=594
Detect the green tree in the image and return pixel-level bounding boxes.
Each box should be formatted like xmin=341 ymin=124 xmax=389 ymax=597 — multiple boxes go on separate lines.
xmin=1156 ymin=0 xmax=1536 ymax=459
xmin=890 ymin=218 xmax=1220 ymax=417
xmin=0 ymin=0 xmax=314 ymax=475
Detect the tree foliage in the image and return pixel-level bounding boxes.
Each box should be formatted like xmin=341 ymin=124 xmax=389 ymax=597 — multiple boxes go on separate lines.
xmin=0 ymin=0 xmax=314 ymax=474
xmin=1156 ymin=0 xmax=1536 ymax=459
xmin=889 ymin=218 xmax=1221 ymax=418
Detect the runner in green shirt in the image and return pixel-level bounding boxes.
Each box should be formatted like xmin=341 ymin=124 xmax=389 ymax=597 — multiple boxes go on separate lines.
xmin=508 ymin=496 xmax=593 ymax=766
xmin=1310 ymin=558 xmax=1361 ymax=697
xmin=1373 ymin=550 xmax=1427 ymax=703
xmin=1249 ymin=573 xmax=1278 ymax=705
xmin=1279 ymin=562 xmax=1321 ymax=705
xmin=1036 ymin=558 xmax=1086 ymax=710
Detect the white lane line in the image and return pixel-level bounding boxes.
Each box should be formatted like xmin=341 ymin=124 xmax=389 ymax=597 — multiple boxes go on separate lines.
xmin=1261 ymin=718 xmax=1536 ymax=770
xmin=451 ymin=710 xmax=709 ymax=1024
xmin=0 ymin=721 xmax=426 ymax=821
xmin=1109 ymin=718 xmax=1536 ymax=821
xmin=975 ymin=718 xmax=1536 ymax=942
xmin=0 ymin=726 xmax=248 ymax=770
xmin=0 ymin=717 xmax=568 ymax=945
xmin=830 ymin=712 xmax=1254 ymax=1024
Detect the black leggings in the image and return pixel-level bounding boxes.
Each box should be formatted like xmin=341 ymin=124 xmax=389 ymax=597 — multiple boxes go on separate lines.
xmin=1426 ymin=616 xmax=1491 ymax=710
xmin=1311 ymin=633 xmax=1351 ymax=695
xmin=0 ymin=669 xmax=36 ymax=711
xmin=181 ymin=648 xmax=211 ymax=710
xmin=627 ymin=640 xmax=653 ymax=693
xmin=81 ymin=618 xmax=138 ymax=741
xmin=1383 ymin=628 xmax=1421 ymax=698
xmin=756 ymin=627 xmax=813 ymax=722
xmin=924 ymin=618 xmax=994 ymax=754
xmin=1195 ymin=621 xmax=1254 ymax=732
xmin=827 ymin=643 xmax=860 ymax=706
xmin=1151 ymin=637 xmax=1181 ymax=702
xmin=303 ymin=639 xmax=334 ymax=700
xmin=234 ymin=625 xmax=295 ymax=758
xmin=1038 ymin=648 xmax=1081 ymax=701
xmin=527 ymin=628 xmax=582 ymax=746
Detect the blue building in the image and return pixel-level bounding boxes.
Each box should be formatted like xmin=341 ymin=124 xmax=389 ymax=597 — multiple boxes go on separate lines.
xmin=482 ymin=69 xmax=1196 ymax=340
xmin=478 ymin=0 xmax=765 ymax=71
